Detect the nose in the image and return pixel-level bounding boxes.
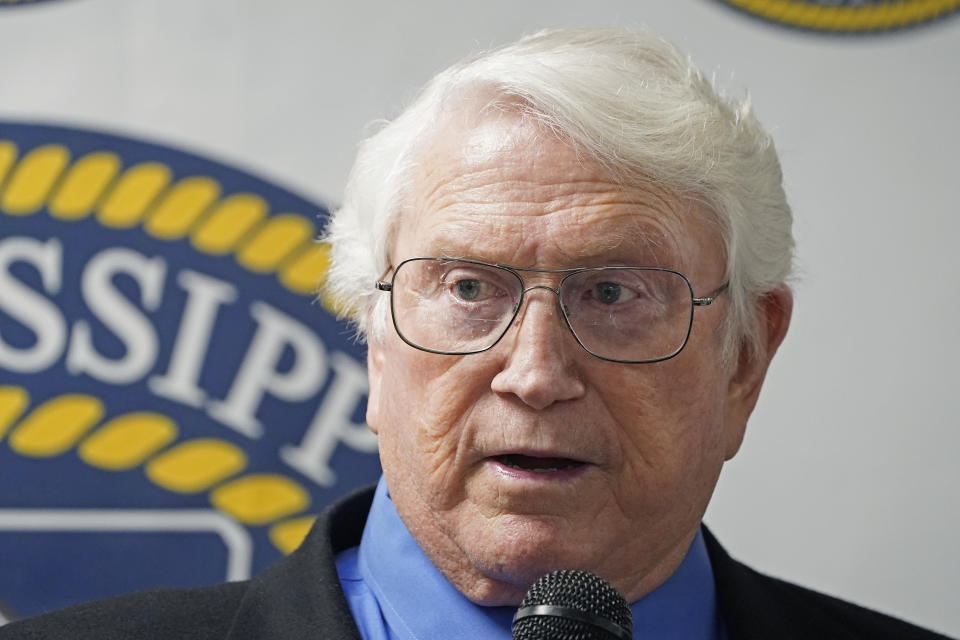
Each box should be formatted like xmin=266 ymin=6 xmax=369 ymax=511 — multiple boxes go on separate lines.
xmin=490 ymin=288 xmax=586 ymax=410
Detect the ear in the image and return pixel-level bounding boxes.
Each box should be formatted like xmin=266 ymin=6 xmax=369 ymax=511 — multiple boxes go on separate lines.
xmin=365 ymin=336 xmax=386 ymax=435
xmin=722 ymin=285 xmax=793 ymax=459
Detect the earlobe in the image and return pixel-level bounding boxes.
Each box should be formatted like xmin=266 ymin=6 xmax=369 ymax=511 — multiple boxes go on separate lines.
xmin=366 ymin=338 xmax=385 ymax=435
xmin=723 ymin=285 xmax=793 ymax=459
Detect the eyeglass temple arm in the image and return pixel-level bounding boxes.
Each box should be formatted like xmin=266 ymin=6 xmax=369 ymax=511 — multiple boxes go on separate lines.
xmin=376 ymin=281 xmax=392 ymax=292
xmin=692 ymin=281 xmax=729 ymax=306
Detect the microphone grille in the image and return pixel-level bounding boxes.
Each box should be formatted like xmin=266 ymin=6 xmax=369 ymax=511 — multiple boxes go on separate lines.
xmin=512 ymin=570 xmax=632 ymax=640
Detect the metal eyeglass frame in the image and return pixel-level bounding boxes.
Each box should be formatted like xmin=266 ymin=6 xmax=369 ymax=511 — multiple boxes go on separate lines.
xmin=375 ymin=257 xmax=729 ymax=364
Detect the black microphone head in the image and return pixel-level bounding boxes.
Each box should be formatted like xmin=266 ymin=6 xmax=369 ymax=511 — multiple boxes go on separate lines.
xmin=512 ymin=569 xmax=633 ymax=640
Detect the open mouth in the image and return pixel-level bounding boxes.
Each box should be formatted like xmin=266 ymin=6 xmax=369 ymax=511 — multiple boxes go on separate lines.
xmin=495 ymin=454 xmax=584 ymax=473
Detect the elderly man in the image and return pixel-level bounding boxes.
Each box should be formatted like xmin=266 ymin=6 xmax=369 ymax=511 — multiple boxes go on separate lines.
xmin=2 ymin=27 xmax=949 ymax=640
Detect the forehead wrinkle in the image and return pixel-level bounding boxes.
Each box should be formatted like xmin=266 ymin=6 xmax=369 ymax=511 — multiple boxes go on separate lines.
xmin=415 ymin=141 xmax=627 ymax=216
xmin=548 ymin=211 xmax=685 ymax=269
xmin=419 ymin=169 xmax=626 ymax=215
xmin=416 ymin=167 xmax=687 ymax=236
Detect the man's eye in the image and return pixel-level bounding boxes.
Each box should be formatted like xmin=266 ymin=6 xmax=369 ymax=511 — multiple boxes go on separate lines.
xmin=455 ymin=279 xmax=484 ymax=300
xmin=592 ymin=282 xmax=637 ymax=304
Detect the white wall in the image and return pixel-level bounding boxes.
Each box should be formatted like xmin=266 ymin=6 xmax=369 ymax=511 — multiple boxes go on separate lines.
xmin=1 ymin=0 xmax=957 ymax=635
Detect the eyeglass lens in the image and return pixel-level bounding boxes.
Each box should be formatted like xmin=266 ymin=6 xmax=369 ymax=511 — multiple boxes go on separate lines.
xmin=389 ymin=258 xmax=695 ymax=362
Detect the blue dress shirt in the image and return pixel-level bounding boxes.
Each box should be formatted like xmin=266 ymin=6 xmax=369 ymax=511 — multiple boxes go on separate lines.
xmin=336 ymin=478 xmax=726 ymax=639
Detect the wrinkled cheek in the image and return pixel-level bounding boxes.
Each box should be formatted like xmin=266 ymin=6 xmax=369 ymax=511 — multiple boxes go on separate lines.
xmin=614 ymin=410 xmax=726 ymax=522
xmin=380 ymin=374 xmax=475 ymax=510
xmin=417 ymin=408 xmax=479 ymax=505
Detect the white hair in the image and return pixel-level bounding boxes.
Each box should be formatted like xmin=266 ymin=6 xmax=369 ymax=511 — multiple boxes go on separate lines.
xmin=323 ymin=27 xmax=794 ymax=361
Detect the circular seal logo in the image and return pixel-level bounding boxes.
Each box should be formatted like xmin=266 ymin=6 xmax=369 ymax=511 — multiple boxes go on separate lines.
xmin=0 ymin=121 xmax=381 ymax=623
xmin=716 ymin=0 xmax=960 ymax=32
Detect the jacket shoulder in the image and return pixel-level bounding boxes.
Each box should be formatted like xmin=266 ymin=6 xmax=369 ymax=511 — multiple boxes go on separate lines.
xmin=0 ymin=582 xmax=249 ymax=640
xmin=737 ymin=563 xmax=950 ymax=639
xmin=703 ymin=528 xmax=952 ymax=639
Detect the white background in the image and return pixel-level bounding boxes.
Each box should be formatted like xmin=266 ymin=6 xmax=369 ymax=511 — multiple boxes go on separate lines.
xmin=1 ymin=0 xmax=957 ymax=635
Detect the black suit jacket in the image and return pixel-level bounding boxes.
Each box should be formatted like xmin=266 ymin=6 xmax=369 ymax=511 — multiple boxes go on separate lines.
xmin=1 ymin=485 xmax=951 ymax=639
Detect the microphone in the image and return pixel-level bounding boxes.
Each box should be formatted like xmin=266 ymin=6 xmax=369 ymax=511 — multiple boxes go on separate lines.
xmin=512 ymin=570 xmax=633 ymax=640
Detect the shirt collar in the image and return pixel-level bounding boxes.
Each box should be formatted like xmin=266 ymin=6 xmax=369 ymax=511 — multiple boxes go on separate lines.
xmin=358 ymin=477 xmax=722 ymax=639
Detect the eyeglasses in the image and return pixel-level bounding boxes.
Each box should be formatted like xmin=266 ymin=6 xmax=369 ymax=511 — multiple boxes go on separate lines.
xmin=375 ymin=257 xmax=728 ymax=364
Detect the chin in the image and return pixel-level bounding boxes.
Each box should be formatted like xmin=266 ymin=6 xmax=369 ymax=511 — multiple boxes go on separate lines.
xmin=464 ymin=514 xmax=602 ymax=598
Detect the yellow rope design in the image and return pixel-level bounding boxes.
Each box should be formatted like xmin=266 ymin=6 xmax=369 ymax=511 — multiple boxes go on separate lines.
xmin=0 ymin=386 xmax=316 ymax=553
xmin=0 ymin=140 xmax=338 ymax=310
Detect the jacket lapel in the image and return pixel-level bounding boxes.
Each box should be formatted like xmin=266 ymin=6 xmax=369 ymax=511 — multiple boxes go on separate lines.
xmin=224 ymin=486 xmax=375 ymax=640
